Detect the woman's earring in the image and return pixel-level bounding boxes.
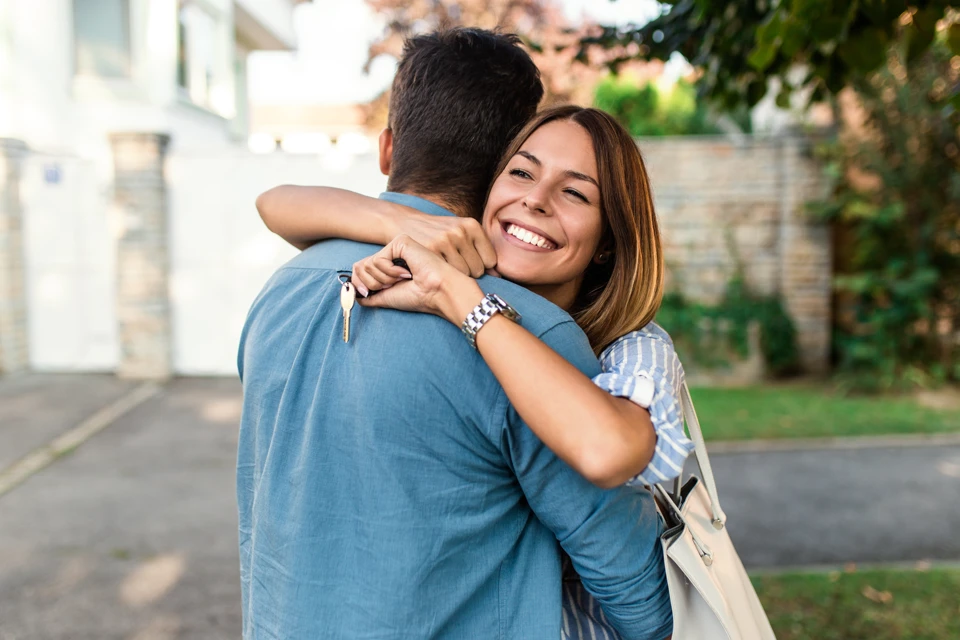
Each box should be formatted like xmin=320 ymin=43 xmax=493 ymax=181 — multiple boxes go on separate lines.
xmin=595 ymin=252 xmax=611 ymax=265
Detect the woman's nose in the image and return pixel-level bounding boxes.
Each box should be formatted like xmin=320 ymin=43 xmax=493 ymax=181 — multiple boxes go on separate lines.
xmin=522 ymin=189 xmax=549 ymax=215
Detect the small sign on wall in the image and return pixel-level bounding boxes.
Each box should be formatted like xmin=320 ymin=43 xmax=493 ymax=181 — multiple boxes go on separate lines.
xmin=43 ymin=163 xmax=61 ymax=185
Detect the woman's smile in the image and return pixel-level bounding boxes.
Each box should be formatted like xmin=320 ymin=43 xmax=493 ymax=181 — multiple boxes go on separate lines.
xmin=500 ymin=221 xmax=559 ymax=251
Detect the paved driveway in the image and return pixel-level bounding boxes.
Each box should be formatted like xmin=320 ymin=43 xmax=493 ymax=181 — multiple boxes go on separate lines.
xmin=1 ymin=375 xmax=958 ymax=639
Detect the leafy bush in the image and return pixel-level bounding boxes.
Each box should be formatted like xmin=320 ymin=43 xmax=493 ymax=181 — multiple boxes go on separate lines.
xmin=593 ymin=76 xmax=721 ymax=137
xmin=656 ymin=276 xmax=800 ymax=377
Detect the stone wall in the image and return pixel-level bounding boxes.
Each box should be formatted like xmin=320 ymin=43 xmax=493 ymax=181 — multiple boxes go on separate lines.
xmin=639 ymin=135 xmax=832 ymax=374
xmin=110 ymin=133 xmax=172 ymax=380
xmin=0 ymin=139 xmax=28 ymax=375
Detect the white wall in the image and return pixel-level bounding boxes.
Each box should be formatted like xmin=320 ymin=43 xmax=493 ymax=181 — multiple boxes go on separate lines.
xmin=21 ymin=153 xmax=119 ymax=371
xmin=167 ymin=151 xmax=387 ymax=375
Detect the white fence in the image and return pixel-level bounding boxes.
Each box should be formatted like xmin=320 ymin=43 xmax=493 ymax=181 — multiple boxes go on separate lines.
xmin=166 ymin=151 xmax=386 ymax=375
xmin=21 ymin=154 xmax=118 ymax=371
xmin=21 ymin=149 xmax=386 ymax=376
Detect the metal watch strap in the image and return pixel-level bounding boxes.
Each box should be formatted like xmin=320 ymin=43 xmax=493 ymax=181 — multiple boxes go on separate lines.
xmin=461 ymin=293 xmax=520 ymax=349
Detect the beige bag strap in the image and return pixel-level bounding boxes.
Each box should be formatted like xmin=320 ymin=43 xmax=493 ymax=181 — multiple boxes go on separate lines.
xmin=679 ymin=382 xmax=727 ymax=528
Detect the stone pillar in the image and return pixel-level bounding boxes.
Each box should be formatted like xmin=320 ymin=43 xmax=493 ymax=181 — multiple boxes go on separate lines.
xmin=0 ymin=138 xmax=28 ymax=375
xmin=110 ymin=132 xmax=172 ymax=380
xmin=778 ymin=136 xmax=832 ymax=374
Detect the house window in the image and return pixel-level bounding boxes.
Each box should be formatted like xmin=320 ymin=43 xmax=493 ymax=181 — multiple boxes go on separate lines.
xmin=177 ymin=2 xmax=218 ymax=110
xmin=73 ymin=0 xmax=131 ymax=77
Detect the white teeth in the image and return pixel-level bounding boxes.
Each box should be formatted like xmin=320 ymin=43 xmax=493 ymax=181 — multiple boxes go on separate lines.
xmin=507 ymin=224 xmax=554 ymax=249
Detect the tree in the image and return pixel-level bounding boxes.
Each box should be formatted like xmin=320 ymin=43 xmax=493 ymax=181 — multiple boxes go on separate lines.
xmin=581 ymin=1 xmax=960 ymax=110
xmin=807 ymin=41 xmax=959 ymax=389
xmin=362 ymin=0 xmax=605 ymax=115
xmin=583 ymin=1 xmax=960 ymax=388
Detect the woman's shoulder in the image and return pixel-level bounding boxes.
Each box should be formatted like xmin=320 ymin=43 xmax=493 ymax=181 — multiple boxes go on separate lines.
xmin=601 ymin=322 xmax=676 ymax=358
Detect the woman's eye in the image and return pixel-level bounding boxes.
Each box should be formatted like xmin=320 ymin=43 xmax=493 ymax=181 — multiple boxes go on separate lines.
xmin=510 ymin=169 xmax=532 ymax=179
xmin=565 ymin=189 xmax=589 ymax=203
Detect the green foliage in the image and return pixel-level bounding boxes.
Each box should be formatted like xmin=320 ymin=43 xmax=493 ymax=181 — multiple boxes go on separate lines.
xmin=593 ymin=76 xmax=720 ymax=136
xmin=656 ymin=276 xmax=800 ymax=377
xmin=581 ymin=1 xmax=959 ymax=111
xmin=808 ymin=41 xmax=960 ymax=391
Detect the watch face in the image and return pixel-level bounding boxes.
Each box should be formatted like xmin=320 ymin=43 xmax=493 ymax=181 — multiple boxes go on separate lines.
xmin=489 ymin=294 xmax=521 ymax=323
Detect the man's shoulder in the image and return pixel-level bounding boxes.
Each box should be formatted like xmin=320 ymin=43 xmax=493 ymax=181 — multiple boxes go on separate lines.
xmin=478 ymin=277 xmax=599 ymax=377
xmin=282 ymin=239 xmax=382 ymax=273
xmin=477 ymin=277 xmax=575 ymax=338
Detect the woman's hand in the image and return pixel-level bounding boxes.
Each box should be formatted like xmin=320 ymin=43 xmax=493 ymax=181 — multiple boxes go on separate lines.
xmin=353 ymin=235 xmax=485 ymax=325
xmin=395 ymin=214 xmax=497 ymax=278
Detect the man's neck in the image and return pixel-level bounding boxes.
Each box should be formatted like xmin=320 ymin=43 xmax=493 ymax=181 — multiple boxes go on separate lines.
xmin=399 ymin=190 xmax=473 ymax=219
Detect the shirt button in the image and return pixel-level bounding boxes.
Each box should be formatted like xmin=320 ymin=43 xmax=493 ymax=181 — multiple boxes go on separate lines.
xmin=632 ymin=377 xmax=655 ymax=408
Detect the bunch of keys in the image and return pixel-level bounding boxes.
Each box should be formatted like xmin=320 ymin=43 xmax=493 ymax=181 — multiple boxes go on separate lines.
xmin=338 ymin=275 xmax=356 ymax=343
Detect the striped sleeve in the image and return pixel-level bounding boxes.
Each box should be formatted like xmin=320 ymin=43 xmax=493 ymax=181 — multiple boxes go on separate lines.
xmin=591 ymin=323 xmax=694 ymax=486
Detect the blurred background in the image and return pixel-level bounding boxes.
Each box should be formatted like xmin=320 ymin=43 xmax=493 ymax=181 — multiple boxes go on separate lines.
xmin=0 ymin=1 xmax=958 ymax=638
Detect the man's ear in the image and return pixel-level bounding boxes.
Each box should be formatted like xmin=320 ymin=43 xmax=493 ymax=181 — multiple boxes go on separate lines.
xmin=378 ymin=128 xmax=393 ymax=176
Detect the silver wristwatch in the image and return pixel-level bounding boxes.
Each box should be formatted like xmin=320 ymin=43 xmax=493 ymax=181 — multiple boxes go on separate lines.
xmin=461 ymin=293 xmax=522 ymax=349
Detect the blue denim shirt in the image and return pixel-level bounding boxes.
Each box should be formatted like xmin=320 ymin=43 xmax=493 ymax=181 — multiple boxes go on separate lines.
xmin=237 ymin=193 xmax=672 ymax=640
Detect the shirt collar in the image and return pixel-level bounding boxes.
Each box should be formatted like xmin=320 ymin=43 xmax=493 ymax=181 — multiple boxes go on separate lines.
xmin=379 ymin=192 xmax=457 ymax=218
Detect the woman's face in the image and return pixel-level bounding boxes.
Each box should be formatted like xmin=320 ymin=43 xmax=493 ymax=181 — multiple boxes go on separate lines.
xmin=482 ymin=119 xmax=604 ymax=310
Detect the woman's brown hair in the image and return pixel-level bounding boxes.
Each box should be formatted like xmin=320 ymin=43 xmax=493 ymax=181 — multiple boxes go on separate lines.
xmin=488 ymin=105 xmax=665 ymax=355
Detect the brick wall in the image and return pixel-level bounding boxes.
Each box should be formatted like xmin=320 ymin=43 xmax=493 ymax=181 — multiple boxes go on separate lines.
xmin=0 ymin=138 xmax=28 ymax=375
xmin=639 ymin=135 xmax=832 ymax=374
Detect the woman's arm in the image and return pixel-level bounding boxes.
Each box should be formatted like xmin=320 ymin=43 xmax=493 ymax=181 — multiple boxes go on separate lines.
xmin=354 ymin=236 xmax=657 ymax=489
xmin=256 ymin=186 xmax=405 ymax=250
xmin=256 ymin=186 xmax=496 ymax=276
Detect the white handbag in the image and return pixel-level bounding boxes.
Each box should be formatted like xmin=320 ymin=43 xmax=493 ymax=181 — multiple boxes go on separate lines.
xmin=654 ymin=384 xmax=777 ymax=640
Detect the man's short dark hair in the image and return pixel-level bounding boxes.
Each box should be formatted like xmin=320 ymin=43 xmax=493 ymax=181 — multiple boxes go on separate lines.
xmin=387 ymin=28 xmax=543 ymax=217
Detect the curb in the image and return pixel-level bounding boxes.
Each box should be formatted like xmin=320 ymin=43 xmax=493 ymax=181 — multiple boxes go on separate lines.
xmin=706 ymin=432 xmax=960 ymax=454
xmin=0 ymin=382 xmax=161 ymax=498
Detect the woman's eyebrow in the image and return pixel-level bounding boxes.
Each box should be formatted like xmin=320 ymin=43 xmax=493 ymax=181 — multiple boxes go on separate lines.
xmin=517 ymin=150 xmax=541 ymax=165
xmin=565 ymin=170 xmax=599 ymax=188
xmin=518 ymin=150 xmax=599 ymax=188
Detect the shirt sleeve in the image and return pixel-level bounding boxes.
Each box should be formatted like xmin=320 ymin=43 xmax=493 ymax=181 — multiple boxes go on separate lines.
xmin=592 ymin=324 xmax=695 ymax=486
xmin=499 ymin=320 xmax=673 ymax=640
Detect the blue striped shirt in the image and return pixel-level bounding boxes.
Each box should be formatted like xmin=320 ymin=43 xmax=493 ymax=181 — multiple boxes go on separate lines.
xmin=594 ymin=323 xmax=694 ymax=486
xmin=562 ymin=323 xmax=692 ymax=640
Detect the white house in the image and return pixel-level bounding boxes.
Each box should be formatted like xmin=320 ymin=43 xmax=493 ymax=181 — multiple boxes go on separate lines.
xmin=0 ymin=0 xmax=336 ymax=378
xmin=0 ymin=0 xmax=301 ymax=154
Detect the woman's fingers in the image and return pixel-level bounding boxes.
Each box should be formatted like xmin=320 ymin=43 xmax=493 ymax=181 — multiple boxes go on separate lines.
xmin=438 ymin=248 xmax=471 ymax=277
xmin=352 ymin=255 xmax=412 ymax=297
xmin=460 ymin=247 xmax=486 ymax=279
xmin=473 ymin=236 xmax=498 ymax=272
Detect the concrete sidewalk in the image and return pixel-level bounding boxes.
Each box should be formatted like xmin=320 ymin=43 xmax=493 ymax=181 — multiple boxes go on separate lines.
xmin=0 ymin=377 xmax=243 ymax=640
xmin=1 ymin=375 xmax=958 ymax=639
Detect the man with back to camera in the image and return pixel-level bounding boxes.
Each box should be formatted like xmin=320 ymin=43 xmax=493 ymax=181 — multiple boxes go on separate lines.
xmin=237 ymin=28 xmax=673 ymax=639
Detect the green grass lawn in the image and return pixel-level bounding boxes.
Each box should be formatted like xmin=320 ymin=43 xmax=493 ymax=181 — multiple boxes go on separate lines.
xmin=689 ymin=385 xmax=960 ymax=440
xmin=752 ymin=568 xmax=960 ymax=640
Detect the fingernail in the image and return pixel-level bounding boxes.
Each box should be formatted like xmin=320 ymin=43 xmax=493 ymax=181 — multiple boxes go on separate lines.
xmin=400 ymin=273 xmax=413 ymax=279
xmin=355 ymin=282 xmax=369 ymax=297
